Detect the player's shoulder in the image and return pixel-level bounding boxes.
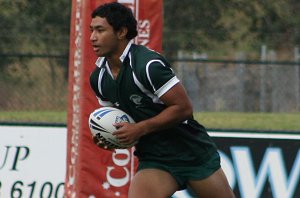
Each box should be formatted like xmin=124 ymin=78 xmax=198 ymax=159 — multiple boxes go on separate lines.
xmin=129 ymin=44 xmax=168 ymax=73
xmin=130 ymin=44 xmax=163 ymax=63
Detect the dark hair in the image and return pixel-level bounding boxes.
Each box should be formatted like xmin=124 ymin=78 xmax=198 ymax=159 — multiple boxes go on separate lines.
xmin=92 ymin=2 xmax=138 ymax=40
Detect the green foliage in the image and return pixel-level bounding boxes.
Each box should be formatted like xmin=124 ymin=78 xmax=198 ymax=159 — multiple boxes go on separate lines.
xmin=163 ymin=0 xmax=300 ymax=59
xmin=1 ymin=1 xmax=299 ymax=58
xmin=0 ymin=1 xmax=70 ymax=111
xmin=0 ymin=0 xmax=70 ymax=54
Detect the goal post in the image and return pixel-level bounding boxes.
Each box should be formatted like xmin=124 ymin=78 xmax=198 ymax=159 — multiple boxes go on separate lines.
xmin=65 ymin=0 xmax=163 ymax=197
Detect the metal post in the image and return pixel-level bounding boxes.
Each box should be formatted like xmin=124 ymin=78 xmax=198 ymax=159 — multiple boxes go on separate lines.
xmin=260 ymin=45 xmax=267 ymax=112
xmin=236 ymin=52 xmax=245 ymax=112
xmin=295 ymin=47 xmax=300 ymax=112
xmin=269 ymin=50 xmax=277 ymax=112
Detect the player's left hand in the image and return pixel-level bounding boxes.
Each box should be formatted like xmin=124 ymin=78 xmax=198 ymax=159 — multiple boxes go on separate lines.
xmin=92 ymin=135 xmax=115 ymax=151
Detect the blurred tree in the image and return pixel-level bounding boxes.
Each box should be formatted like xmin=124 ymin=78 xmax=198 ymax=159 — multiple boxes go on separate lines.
xmin=256 ymin=0 xmax=300 ymax=50
xmin=163 ymin=0 xmax=227 ymax=58
xmin=0 ymin=0 xmax=70 ymax=78
xmin=163 ymin=0 xmax=300 ymax=59
xmin=24 ymin=0 xmax=71 ymax=54
xmin=0 ymin=1 xmax=71 ymax=110
xmin=0 ymin=0 xmax=299 ymax=60
xmin=0 ymin=0 xmax=70 ymax=54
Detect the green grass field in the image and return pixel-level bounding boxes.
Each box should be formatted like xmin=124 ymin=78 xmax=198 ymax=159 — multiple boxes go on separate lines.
xmin=0 ymin=111 xmax=67 ymax=124
xmin=194 ymin=112 xmax=300 ymax=132
xmin=0 ymin=111 xmax=299 ymax=132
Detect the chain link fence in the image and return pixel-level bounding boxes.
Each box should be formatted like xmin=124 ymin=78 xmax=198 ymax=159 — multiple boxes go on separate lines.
xmin=172 ymin=49 xmax=300 ymax=113
xmin=0 ymin=54 xmax=68 ymax=111
xmin=1 ymin=50 xmax=299 ymax=114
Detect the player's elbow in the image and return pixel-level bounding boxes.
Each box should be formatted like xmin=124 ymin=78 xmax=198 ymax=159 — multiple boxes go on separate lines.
xmin=181 ymin=103 xmax=193 ymax=120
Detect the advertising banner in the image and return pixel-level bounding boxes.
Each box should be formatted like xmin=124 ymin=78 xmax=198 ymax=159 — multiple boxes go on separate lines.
xmin=0 ymin=125 xmax=298 ymax=197
xmin=173 ymin=131 xmax=300 ymax=198
xmin=0 ymin=126 xmax=66 ymax=198
xmin=65 ymin=0 xmax=163 ymax=197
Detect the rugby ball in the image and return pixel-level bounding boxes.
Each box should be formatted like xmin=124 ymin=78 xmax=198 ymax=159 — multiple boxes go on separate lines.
xmin=88 ymin=107 xmax=137 ymax=149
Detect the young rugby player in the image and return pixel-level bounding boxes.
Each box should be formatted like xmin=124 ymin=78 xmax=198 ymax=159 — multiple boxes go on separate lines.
xmin=89 ymin=2 xmax=235 ymax=198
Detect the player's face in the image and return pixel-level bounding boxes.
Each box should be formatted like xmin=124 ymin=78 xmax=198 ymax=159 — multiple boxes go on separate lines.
xmin=90 ymin=16 xmax=119 ymax=57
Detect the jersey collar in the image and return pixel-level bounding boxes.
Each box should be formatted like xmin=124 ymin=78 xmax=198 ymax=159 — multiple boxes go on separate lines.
xmin=120 ymin=40 xmax=133 ymax=62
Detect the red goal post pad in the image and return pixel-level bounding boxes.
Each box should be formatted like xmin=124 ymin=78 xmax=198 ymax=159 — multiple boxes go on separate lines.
xmin=65 ymin=0 xmax=163 ymax=197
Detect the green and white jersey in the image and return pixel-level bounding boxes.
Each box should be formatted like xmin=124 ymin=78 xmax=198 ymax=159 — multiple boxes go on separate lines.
xmin=90 ymin=43 xmax=217 ymax=165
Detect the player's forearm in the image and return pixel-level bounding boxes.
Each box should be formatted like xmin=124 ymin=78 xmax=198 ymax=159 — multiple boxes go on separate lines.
xmin=136 ymin=104 xmax=193 ymax=137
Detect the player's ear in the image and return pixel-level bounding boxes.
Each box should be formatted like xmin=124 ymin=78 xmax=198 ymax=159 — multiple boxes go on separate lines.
xmin=117 ymin=27 xmax=128 ymax=40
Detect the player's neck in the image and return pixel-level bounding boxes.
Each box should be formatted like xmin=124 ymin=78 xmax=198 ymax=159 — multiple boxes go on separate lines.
xmin=106 ymin=40 xmax=128 ymax=79
xmin=106 ymin=57 xmax=121 ymax=79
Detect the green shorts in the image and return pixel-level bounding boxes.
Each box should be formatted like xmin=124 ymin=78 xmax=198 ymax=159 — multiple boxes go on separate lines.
xmin=137 ymin=151 xmax=221 ymax=190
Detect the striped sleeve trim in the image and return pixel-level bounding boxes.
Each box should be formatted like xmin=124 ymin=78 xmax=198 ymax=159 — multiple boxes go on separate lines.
xmin=155 ymin=76 xmax=180 ymax=98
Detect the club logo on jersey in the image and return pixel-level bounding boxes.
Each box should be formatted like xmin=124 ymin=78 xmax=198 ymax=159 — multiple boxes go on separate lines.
xmin=130 ymin=94 xmax=143 ymax=106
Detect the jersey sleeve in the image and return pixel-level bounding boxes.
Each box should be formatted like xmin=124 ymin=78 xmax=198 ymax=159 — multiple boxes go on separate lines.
xmin=141 ymin=59 xmax=180 ymax=98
